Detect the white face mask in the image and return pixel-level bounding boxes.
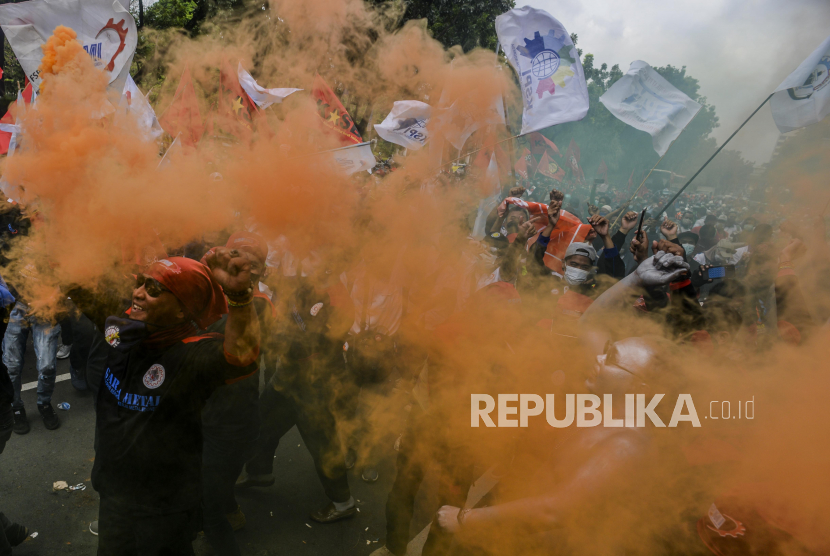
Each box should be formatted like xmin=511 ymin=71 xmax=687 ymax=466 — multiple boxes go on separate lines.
xmin=682 ymin=243 xmax=695 ymax=257
xmin=564 ymin=265 xmax=590 ymax=285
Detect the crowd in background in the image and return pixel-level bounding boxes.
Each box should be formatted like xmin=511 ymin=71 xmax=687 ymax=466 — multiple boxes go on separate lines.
xmin=0 ymin=166 xmax=824 ymax=556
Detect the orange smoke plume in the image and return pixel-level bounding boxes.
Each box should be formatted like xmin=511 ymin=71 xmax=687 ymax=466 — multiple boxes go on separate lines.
xmin=37 ymin=25 xmax=91 ymax=94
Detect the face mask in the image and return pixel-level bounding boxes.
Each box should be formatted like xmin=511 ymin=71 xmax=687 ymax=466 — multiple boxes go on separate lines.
xmin=682 ymin=244 xmax=695 ymax=257
xmin=104 ymin=316 xmax=150 ymax=353
xmin=564 ymin=266 xmax=590 ymax=285
xmin=743 ymin=224 xmax=754 ymax=232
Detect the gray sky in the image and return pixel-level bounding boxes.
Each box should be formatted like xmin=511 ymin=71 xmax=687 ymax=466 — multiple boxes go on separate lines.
xmin=519 ymin=0 xmax=830 ymax=164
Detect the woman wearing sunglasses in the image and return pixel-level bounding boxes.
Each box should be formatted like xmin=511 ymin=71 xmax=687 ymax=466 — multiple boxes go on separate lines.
xmin=77 ymin=249 xmax=260 ymax=556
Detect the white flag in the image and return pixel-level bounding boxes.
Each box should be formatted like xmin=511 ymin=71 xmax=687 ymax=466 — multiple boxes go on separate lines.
xmin=119 ymin=75 xmax=163 ymax=140
xmin=0 ymin=0 xmax=137 ymax=89
xmin=375 ymin=100 xmax=431 ymax=150
xmin=237 ymin=62 xmax=301 ymax=109
xmin=496 ymin=6 xmax=588 ymax=134
xmin=599 ymin=60 xmax=701 ymax=156
xmin=323 ymin=141 xmax=376 ymax=175
xmin=770 ymin=35 xmax=830 ymax=133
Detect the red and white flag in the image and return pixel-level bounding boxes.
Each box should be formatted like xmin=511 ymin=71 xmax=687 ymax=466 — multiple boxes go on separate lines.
xmin=311 ymin=73 xmax=362 ymax=145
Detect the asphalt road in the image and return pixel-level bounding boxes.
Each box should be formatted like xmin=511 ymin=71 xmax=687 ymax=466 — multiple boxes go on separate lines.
xmin=1 ymin=343 xmax=437 ymax=555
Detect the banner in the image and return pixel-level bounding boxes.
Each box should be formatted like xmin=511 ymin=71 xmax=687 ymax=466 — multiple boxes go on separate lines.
xmin=0 ymin=0 xmax=136 ymax=89
xmin=599 ymin=60 xmax=701 ymax=156
xmin=564 ymin=138 xmax=584 ymax=182
xmin=158 ymin=65 xmax=204 ymax=147
xmin=325 ymin=141 xmax=376 ymax=175
xmin=311 ymin=73 xmax=362 ymax=145
xmin=537 ymin=151 xmax=565 ymax=181
xmin=514 ymin=147 xmax=532 ymax=179
xmin=237 ymin=62 xmax=301 ymax=109
xmin=374 ymin=100 xmax=431 ymax=150
xmin=496 ymin=6 xmax=589 ymax=134
xmin=770 ymin=34 xmax=830 ymax=133
xmin=528 ymin=131 xmax=559 ymax=156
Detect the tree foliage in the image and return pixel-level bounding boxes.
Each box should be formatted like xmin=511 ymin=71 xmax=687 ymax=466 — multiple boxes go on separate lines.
xmin=397 ymin=0 xmax=515 ymax=52
xmin=143 ymin=0 xmax=198 ymax=29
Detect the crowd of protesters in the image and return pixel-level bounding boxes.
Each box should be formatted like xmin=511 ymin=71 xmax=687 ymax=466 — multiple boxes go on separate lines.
xmin=0 ymin=165 xmax=824 ymax=556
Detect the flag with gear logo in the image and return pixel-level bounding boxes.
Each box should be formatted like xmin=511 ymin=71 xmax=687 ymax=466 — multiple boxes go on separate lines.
xmin=312 ymin=73 xmax=362 ymax=145
xmin=537 ymin=151 xmax=565 ymax=181
xmin=495 ymin=6 xmax=589 ymax=134
xmin=0 ymin=0 xmax=137 ymax=91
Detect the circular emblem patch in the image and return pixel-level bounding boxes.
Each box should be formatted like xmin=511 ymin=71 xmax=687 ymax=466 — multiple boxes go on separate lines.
xmin=310 ymin=302 xmax=324 ymax=316
xmin=104 ymin=325 xmax=120 ymax=347
xmin=143 ymin=364 xmax=166 ymax=389
xmin=491 ymin=232 xmax=501 ymax=238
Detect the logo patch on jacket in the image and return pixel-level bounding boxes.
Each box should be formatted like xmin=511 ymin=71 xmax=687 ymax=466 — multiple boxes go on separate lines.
xmin=143 ymin=364 xmax=166 ymax=389
xmin=105 ymin=325 xmax=120 ymax=347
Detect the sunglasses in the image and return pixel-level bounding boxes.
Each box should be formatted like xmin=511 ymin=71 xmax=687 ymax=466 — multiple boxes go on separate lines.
xmin=136 ymin=275 xmax=171 ymax=298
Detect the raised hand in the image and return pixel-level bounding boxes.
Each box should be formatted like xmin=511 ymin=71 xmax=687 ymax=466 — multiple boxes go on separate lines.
xmin=660 ymin=218 xmax=678 ymax=240
xmin=509 ymin=186 xmax=526 ymax=198
xmin=652 ymin=239 xmax=684 ymax=259
xmin=588 ymin=214 xmax=610 ymax=238
xmin=634 ymin=251 xmax=690 ymax=287
xmin=586 ymin=201 xmax=599 ymax=217
xmin=517 ymin=216 xmax=542 ymax=244
xmin=435 ymin=506 xmax=461 ymax=533
xmin=547 ymin=198 xmax=563 ymax=229
xmin=204 ymin=246 xmax=254 ymax=294
xmin=691 ymin=264 xmax=714 ymax=289
xmin=630 ymin=229 xmax=649 ymax=263
xmin=620 ymin=211 xmax=639 ymax=233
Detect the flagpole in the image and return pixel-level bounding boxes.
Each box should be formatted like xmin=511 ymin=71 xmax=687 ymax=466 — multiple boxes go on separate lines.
xmin=657 ymin=92 xmax=775 ymax=216
xmin=610 ymin=107 xmax=703 ymax=229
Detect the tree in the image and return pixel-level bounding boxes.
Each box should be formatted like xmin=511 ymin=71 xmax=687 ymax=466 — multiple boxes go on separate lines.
xmin=1 ymin=0 xmax=27 ymax=102
xmin=371 ymin=0 xmax=515 ymax=52
xmin=143 ymin=0 xmax=199 ymax=29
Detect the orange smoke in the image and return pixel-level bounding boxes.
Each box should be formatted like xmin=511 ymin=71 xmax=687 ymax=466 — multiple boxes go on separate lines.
xmin=2 ymin=6 xmax=829 ymax=555
xmin=37 ymin=25 xmax=90 ymax=94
